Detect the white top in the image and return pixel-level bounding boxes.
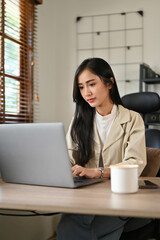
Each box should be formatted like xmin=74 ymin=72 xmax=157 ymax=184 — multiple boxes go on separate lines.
xmin=95 ymin=104 xmax=117 ymax=144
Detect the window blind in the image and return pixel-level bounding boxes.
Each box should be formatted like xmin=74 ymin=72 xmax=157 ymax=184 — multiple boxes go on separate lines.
xmin=0 ymin=0 xmax=39 ymax=123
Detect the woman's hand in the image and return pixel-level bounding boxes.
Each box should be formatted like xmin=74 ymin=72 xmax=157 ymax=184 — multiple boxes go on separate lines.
xmin=72 ymin=165 xmax=111 ymax=179
xmin=72 ymin=164 xmax=101 ymax=178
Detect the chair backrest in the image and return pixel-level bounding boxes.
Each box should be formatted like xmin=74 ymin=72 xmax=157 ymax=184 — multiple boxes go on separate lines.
xmin=145 ymin=129 xmax=160 ymax=149
xmin=122 ymin=92 xmax=160 ymax=177
xmin=121 ymin=92 xmax=160 ymax=116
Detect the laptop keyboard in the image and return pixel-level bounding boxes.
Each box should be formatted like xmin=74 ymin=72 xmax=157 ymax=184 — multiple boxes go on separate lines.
xmin=74 ymin=176 xmax=87 ymax=183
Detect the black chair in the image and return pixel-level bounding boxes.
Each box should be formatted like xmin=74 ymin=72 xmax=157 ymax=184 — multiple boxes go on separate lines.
xmin=122 ymin=92 xmax=160 ymax=177
xmin=120 ymin=92 xmax=160 ymax=240
xmin=145 ymin=128 xmax=160 ymax=149
xmin=122 ymin=92 xmax=160 ymax=127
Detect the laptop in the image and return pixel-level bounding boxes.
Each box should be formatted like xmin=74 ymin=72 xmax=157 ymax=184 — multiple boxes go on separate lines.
xmin=0 ymin=123 xmax=104 ymax=188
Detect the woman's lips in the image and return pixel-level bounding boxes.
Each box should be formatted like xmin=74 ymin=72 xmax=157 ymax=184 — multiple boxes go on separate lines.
xmin=87 ymin=98 xmax=95 ymax=103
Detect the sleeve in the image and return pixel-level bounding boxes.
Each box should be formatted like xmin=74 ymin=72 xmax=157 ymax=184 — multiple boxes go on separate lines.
xmin=119 ymin=111 xmax=147 ymax=176
xmin=66 ymin=119 xmax=78 ymax=166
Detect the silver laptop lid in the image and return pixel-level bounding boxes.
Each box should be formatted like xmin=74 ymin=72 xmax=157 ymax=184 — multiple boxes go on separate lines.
xmin=0 ymin=123 xmax=75 ymax=188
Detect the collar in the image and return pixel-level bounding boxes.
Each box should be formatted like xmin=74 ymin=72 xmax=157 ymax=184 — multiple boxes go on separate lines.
xmin=93 ymin=105 xmax=131 ymax=149
xmin=95 ymin=104 xmax=117 ymax=122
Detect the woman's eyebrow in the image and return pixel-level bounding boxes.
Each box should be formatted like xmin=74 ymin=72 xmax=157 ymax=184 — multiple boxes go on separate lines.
xmin=78 ymin=79 xmax=95 ymax=85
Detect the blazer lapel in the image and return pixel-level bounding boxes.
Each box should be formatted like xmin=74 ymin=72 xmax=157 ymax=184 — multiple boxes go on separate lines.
xmin=93 ymin=105 xmax=131 ymax=151
xmin=103 ymin=117 xmax=124 ymax=150
xmin=103 ymin=105 xmax=130 ymax=151
xmin=93 ymin=120 xmax=101 ymax=146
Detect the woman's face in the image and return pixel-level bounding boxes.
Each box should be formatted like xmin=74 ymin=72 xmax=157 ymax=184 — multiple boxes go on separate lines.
xmin=78 ymin=69 xmax=113 ymax=115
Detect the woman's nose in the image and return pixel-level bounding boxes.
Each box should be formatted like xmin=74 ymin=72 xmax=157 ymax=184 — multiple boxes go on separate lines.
xmin=84 ymin=87 xmax=91 ymax=96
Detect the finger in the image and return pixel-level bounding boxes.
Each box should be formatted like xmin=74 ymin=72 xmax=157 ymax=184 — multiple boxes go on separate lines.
xmin=72 ymin=167 xmax=78 ymax=175
xmin=72 ymin=167 xmax=83 ymax=176
xmin=72 ymin=169 xmax=80 ymax=177
xmin=79 ymin=172 xmax=85 ymax=177
xmin=72 ymin=164 xmax=78 ymax=172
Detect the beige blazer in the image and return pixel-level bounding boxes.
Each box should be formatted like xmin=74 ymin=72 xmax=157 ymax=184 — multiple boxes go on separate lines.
xmin=66 ymin=105 xmax=147 ymax=176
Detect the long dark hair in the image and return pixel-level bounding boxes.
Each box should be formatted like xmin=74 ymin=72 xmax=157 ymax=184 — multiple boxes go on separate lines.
xmin=71 ymin=58 xmax=123 ymax=166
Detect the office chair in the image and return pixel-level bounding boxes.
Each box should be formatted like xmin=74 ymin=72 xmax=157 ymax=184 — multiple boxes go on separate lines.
xmin=121 ymin=92 xmax=160 ymax=127
xmin=121 ymin=92 xmax=160 ymax=177
xmin=120 ymin=92 xmax=160 ymax=240
xmin=145 ymin=128 xmax=160 ymax=149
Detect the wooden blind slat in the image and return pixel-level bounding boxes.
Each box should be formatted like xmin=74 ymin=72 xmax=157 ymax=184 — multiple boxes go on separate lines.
xmin=34 ymin=0 xmax=43 ymax=4
xmin=0 ymin=0 xmax=37 ymax=123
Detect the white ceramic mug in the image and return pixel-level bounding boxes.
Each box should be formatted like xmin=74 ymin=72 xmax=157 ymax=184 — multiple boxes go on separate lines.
xmin=110 ymin=164 xmax=139 ymax=194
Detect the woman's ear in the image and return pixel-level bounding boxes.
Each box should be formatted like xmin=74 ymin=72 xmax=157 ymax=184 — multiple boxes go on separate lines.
xmin=110 ymin=77 xmax=114 ymax=84
xmin=108 ymin=77 xmax=114 ymax=89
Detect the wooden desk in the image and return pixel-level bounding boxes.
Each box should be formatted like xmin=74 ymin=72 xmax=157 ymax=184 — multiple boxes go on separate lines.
xmin=0 ymin=177 xmax=160 ymax=219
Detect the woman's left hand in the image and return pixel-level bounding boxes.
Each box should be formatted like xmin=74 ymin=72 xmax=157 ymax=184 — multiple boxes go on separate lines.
xmin=72 ymin=164 xmax=101 ymax=178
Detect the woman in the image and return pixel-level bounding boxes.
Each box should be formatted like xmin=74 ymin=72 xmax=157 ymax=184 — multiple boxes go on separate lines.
xmin=57 ymin=58 xmax=147 ymax=240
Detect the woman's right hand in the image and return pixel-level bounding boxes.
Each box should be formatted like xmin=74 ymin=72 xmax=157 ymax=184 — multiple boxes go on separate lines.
xmin=72 ymin=164 xmax=101 ymax=178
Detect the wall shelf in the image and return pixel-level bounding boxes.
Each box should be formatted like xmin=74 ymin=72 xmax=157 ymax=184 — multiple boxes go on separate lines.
xmin=76 ymin=11 xmax=144 ymax=96
xmin=139 ymin=63 xmax=160 ymax=126
xmin=139 ymin=63 xmax=160 ymax=91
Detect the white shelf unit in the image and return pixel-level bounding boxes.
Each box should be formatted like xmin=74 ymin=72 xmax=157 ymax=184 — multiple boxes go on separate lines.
xmin=76 ymin=11 xmax=144 ymax=96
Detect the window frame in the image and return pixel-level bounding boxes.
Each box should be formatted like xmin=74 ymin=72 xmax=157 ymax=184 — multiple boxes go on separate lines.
xmin=0 ymin=0 xmax=37 ymax=123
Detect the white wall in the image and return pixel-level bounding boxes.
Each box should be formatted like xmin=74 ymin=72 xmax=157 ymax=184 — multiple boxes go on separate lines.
xmin=2 ymin=2 xmax=159 ymax=240
xmin=37 ymin=0 xmax=160 ymax=131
